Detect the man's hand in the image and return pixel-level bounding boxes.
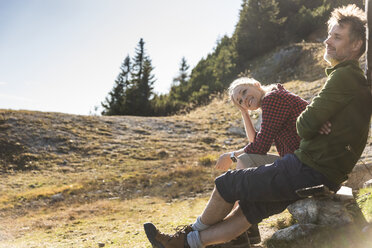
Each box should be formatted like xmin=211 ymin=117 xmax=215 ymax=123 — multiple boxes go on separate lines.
xmin=215 ymin=153 xmax=233 ymax=171
xmin=319 ymin=121 xmax=331 ymax=135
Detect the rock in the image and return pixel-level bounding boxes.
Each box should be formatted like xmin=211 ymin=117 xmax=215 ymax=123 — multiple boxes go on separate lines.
xmin=227 ymin=126 xmax=245 ymax=137
xmin=271 ymin=224 xmax=320 ymax=241
xmin=223 ymin=138 xmax=233 ymax=145
xmin=363 ymin=179 xmax=372 ymax=188
xmin=252 ymin=45 xmax=302 ymax=83
xmin=287 ymin=197 xmax=353 ymax=226
xmin=334 ymin=186 xmax=354 ymax=201
xmin=51 ymin=193 xmax=64 ymax=202
xmin=98 ymin=242 xmax=105 ymax=247
xmin=345 ymin=162 xmax=372 ymax=189
xmin=287 ymin=198 xmax=318 ymax=224
xmin=157 ymin=150 xmax=168 ymax=158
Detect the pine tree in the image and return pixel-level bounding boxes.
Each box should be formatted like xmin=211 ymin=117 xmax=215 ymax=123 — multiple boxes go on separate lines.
xmin=137 ymin=57 xmax=155 ymax=115
xmin=170 ymin=57 xmax=190 ymax=102
xmin=233 ymin=0 xmax=285 ymax=69
xmin=126 ymin=38 xmax=155 ymax=116
xmin=174 ymin=57 xmax=190 ymax=86
xmin=101 ymin=55 xmax=131 ymax=115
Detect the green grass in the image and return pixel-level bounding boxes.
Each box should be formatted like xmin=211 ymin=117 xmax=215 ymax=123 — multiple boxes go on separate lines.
xmin=357 ymin=187 xmax=372 ymax=222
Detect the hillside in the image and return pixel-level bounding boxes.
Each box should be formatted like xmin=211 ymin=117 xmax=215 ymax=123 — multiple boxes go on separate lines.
xmin=1 ymin=42 xmax=371 ymax=247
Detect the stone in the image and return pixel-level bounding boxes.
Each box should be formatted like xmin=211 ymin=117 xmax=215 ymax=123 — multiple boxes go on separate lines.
xmin=287 ymin=197 xmax=353 ymax=226
xmin=334 ymin=186 xmax=354 ymax=201
xmin=345 ymin=162 xmax=372 ymax=189
xmin=363 ymin=179 xmax=372 ymax=188
xmin=226 ymin=126 xmax=245 ymax=137
xmin=270 ymin=224 xmax=320 ymax=241
xmin=287 ymin=198 xmax=318 ymax=224
xmin=51 ymin=193 xmax=64 ymax=202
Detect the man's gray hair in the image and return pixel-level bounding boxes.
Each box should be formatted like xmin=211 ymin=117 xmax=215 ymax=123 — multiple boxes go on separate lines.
xmin=328 ymin=4 xmax=367 ymax=57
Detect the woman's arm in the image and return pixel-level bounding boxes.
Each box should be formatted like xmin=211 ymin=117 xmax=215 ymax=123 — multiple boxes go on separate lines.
xmin=244 ymin=95 xmax=291 ymax=154
xmin=232 ymin=96 xmax=256 ymax=142
xmin=241 ymin=110 xmax=256 ymax=143
xmin=215 ymin=148 xmax=245 ymax=171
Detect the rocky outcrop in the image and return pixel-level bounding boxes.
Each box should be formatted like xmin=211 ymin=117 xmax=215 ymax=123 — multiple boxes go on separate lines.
xmin=268 ymin=186 xmax=368 ymax=247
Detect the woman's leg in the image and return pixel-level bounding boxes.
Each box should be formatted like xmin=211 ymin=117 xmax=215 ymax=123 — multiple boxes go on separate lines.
xmin=236 ymin=153 xmax=280 ymax=169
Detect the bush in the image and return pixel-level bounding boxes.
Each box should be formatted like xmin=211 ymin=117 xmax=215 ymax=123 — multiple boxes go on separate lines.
xmin=198 ymin=154 xmax=217 ymax=167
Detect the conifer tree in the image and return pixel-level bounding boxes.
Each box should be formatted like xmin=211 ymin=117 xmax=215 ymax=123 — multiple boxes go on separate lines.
xmin=126 ymin=38 xmax=155 ymax=116
xmin=233 ymin=0 xmax=285 ymax=69
xmin=137 ymin=57 xmax=155 ymax=115
xmin=101 ymin=55 xmax=131 ymax=115
xmin=170 ymin=57 xmax=190 ymax=102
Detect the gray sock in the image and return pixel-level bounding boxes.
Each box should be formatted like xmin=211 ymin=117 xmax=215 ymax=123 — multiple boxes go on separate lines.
xmin=191 ymin=216 xmax=209 ymax=231
xmin=187 ymin=230 xmax=204 ymax=248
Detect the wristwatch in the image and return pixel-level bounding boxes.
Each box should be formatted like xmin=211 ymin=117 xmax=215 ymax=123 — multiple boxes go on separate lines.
xmin=230 ymin=152 xmax=237 ymax=162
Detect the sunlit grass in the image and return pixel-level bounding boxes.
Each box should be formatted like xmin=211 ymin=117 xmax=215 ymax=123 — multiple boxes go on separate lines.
xmin=0 ymin=60 xmax=371 ymax=248
xmin=357 ymin=187 xmax=372 ymax=222
xmin=0 ymin=197 xmax=210 ymax=248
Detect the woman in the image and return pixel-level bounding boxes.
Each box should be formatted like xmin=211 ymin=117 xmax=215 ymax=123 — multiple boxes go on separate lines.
xmin=214 ymin=77 xmax=309 ymax=246
xmin=216 ymin=77 xmax=309 ymax=171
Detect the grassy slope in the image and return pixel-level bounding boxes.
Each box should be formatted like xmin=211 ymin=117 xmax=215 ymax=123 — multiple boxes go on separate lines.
xmin=0 ymin=42 xmax=371 ymax=248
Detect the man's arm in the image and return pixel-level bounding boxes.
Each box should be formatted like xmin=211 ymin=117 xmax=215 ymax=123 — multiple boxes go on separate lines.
xmin=296 ymin=69 xmax=354 ymax=140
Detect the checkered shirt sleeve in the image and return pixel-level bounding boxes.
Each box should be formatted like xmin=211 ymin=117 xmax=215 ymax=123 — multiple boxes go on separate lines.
xmin=243 ymin=85 xmax=308 ymax=156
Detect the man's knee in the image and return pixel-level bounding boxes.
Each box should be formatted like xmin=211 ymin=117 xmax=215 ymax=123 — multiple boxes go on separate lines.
xmin=211 ymin=186 xmax=226 ymax=202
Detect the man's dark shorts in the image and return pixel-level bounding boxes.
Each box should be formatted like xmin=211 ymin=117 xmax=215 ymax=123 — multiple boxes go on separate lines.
xmin=215 ymin=154 xmax=339 ymax=224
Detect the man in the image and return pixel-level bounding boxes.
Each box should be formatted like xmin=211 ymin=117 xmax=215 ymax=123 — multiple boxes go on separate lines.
xmin=144 ymin=4 xmax=372 ymax=248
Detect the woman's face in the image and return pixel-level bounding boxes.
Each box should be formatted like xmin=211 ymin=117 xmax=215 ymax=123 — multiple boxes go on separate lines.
xmin=232 ymin=84 xmax=263 ymax=111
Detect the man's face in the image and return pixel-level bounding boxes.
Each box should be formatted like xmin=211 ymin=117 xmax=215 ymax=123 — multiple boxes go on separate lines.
xmin=324 ymin=23 xmax=356 ymax=66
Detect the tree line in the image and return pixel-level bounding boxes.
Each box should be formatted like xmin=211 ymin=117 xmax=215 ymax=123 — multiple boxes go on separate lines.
xmin=101 ymin=0 xmax=362 ymax=116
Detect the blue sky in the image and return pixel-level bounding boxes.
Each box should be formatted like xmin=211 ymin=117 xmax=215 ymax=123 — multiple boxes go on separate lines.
xmin=0 ymin=0 xmax=242 ymax=115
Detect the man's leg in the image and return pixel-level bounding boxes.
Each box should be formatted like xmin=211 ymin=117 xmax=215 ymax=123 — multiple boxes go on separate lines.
xmin=199 ymin=187 xmax=234 ymax=226
xmin=200 ymin=205 xmax=251 ymax=246
xmin=144 ymin=187 xmax=237 ymax=248
xmin=234 ymin=153 xmax=280 ymax=245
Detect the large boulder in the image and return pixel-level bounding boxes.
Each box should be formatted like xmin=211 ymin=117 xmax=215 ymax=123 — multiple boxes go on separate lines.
xmin=287 ymin=197 xmax=353 ymax=226
xmin=268 ymin=186 xmax=367 ymax=247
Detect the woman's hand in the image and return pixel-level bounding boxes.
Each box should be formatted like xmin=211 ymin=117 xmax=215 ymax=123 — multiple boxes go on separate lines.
xmin=232 ymin=96 xmax=248 ymax=113
xmin=215 ymin=153 xmax=233 ymax=171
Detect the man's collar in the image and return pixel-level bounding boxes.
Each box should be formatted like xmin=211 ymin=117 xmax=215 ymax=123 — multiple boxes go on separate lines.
xmin=326 ymin=60 xmax=360 ymax=75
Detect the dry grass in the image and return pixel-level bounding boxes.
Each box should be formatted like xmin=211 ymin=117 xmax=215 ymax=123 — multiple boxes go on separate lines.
xmin=0 ymin=42 xmax=371 ymax=247
xmin=0 ymin=196 xmax=210 ymax=248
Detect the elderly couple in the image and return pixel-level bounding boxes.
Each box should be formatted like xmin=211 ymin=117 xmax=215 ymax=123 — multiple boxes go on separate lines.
xmin=144 ymin=4 xmax=372 ymax=248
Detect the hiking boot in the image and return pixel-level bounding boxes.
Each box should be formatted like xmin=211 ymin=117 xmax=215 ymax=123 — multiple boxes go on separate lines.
xmin=144 ymin=222 xmax=192 ymax=248
xmin=247 ymin=223 xmax=261 ymax=244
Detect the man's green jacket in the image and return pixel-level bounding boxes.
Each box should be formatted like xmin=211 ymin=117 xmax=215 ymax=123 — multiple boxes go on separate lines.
xmin=295 ymin=60 xmax=372 ymax=185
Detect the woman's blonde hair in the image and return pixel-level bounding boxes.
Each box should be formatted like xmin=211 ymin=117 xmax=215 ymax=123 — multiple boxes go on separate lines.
xmin=228 ymin=77 xmax=276 ymax=102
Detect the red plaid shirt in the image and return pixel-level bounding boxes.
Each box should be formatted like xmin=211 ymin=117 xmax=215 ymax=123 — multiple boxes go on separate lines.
xmin=244 ymin=84 xmax=308 ymax=157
